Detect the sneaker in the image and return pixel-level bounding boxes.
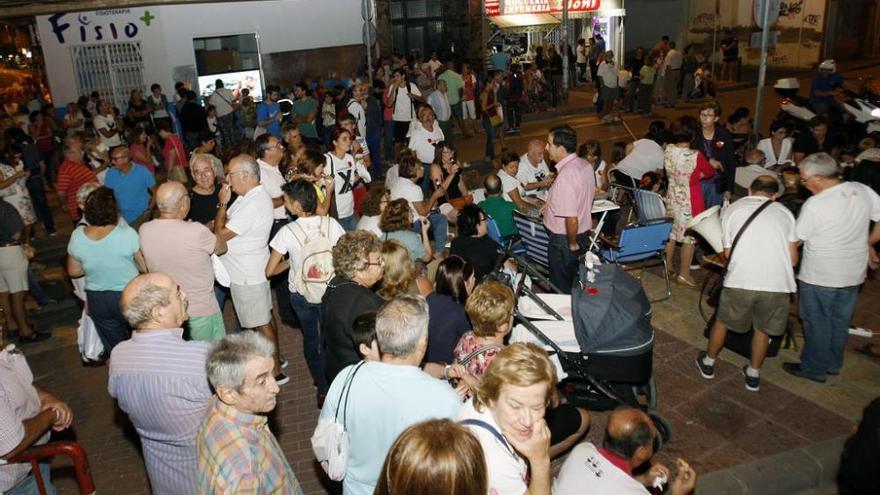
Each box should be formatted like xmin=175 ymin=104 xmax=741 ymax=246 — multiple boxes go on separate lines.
xmin=280 ymin=356 xmax=289 ymax=369
xmin=695 ymin=351 xmax=715 ymax=379
xmin=741 ymin=366 xmax=760 ymax=392
xmin=275 ymin=373 xmax=290 ymax=386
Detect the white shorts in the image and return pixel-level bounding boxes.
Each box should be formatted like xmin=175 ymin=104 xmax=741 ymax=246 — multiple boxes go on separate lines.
xmin=0 ymin=245 xmax=28 ymax=293
xmin=230 ymin=281 xmax=272 ymax=328
xmin=463 ymin=100 xmax=476 ymax=120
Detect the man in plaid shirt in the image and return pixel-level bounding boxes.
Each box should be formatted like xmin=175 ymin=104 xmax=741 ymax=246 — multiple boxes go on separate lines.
xmin=197 ymin=332 xmax=303 ymax=494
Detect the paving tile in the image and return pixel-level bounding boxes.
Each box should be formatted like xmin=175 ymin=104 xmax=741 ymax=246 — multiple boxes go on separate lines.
xmin=727 ymin=417 xmax=811 ymax=458
xmin=768 ymin=397 xmax=854 ymax=443
xmin=676 ymin=395 xmax=764 ymax=442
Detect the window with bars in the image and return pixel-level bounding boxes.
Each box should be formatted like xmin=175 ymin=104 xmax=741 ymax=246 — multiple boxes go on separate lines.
xmin=71 ymin=42 xmax=145 ymax=112
xmin=390 ymin=0 xmax=444 ymax=57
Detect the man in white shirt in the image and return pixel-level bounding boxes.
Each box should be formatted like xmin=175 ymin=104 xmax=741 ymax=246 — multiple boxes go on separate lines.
xmin=662 ymin=42 xmax=683 ymax=107
xmin=427 ymin=80 xmax=452 ymax=144
xmin=254 ymin=134 xmax=288 ymax=223
xmin=696 ymin=176 xmax=798 ymax=392
xmin=784 ymin=153 xmax=880 ymax=383
xmin=596 ymin=51 xmax=619 ymax=122
xmin=208 ymin=79 xmax=237 ymax=148
xmin=389 ymin=68 xmax=423 ymax=155
xmin=214 ymin=155 xmax=286 ymax=383
xmin=459 ymin=343 xmax=553 ymax=495
xmin=517 ymin=140 xmax=553 ymax=199
xmin=555 ymin=407 xmax=696 ymax=495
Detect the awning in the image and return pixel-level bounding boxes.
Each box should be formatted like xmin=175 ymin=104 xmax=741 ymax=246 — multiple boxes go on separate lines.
xmin=489 ymin=13 xmax=561 ymax=29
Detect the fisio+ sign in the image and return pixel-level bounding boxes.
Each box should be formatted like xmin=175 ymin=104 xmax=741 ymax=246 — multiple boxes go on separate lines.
xmin=47 ymin=9 xmax=156 ymax=44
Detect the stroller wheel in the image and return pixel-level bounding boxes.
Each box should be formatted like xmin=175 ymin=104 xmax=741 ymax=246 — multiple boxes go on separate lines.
xmin=632 ymin=378 xmax=658 ymax=410
xmin=648 ymin=411 xmax=672 ymax=452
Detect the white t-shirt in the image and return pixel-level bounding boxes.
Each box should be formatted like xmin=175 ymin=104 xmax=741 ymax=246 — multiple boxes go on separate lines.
xmin=222 ymin=185 xmax=273 ymax=285
xmin=614 ymin=139 xmax=664 ymax=181
xmin=269 ymin=216 xmax=345 ymax=293
xmin=325 ymin=152 xmax=359 ymax=219
xmin=94 ymin=114 xmax=122 ymax=147
xmin=389 ymin=177 xmax=424 ymax=218
xmin=576 ymin=45 xmax=587 ymax=64
xmin=722 ymin=197 xmax=797 ymax=293
xmin=427 ymin=91 xmax=452 ymax=122
xmin=384 ymin=164 xmax=400 ymax=192
xmin=554 ymin=443 xmax=649 ymax=495
xmin=459 ymin=400 xmax=528 ymax=495
xmin=356 ymin=215 xmax=382 ymax=237
xmin=498 ymin=169 xmax=523 ymax=203
xmin=64 ymin=111 xmax=85 ymax=135
xmin=427 ymin=59 xmax=443 ymax=75
xmin=594 ymin=159 xmax=608 ymax=191
xmin=796 ymin=181 xmax=880 ymax=287
xmin=258 ymin=159 xmax=287 ymax=220
xmin=408 ymin=122 xmax=445 ymax=164
xmin=347 ymin=99 xmax=367 ymax=138
xmin=597 ymin=61 xmax=619 ymax=89
xmin=517 ymin=154 xmax=551 ymax=198
xmin=392 ymin=84 xmax=422 ymax=122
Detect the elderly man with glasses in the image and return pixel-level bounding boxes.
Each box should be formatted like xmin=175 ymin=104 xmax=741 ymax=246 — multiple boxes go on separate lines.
xmin=103 ymin=145 xmax=156 ymax=229
xmin=784 ymin=152 xmax=880 ymax=383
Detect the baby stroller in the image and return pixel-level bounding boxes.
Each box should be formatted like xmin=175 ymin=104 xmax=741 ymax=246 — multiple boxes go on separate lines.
xmin=509 ymin=258 xmax=672 ymax=448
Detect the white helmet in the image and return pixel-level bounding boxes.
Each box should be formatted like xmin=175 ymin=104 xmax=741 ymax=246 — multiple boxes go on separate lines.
xmin=818 ymin=59 xmax=837 ymax=72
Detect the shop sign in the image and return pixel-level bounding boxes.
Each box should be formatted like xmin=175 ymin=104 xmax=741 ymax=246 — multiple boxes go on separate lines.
xmin=485 ymin=0 xmax=601 ymax=16
xmin=46 ymin=9 xmax=155 ymax=45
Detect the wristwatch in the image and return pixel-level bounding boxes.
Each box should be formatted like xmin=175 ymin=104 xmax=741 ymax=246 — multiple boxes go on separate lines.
xmin=217 ymin=202 xmax=227 ymax=209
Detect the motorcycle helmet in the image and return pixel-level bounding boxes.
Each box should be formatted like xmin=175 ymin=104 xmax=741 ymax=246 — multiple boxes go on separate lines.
xmin=818 ymin=59 xmax=837 ymax=72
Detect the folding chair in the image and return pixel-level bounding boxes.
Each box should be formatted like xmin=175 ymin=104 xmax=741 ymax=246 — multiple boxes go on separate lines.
xmin=7 ymin=441 xmax=96 ymax=495
xmin=511 ymin=211 xmax=564 ymax=293
xmin=599 ymin=219 xmax=673 ymax=302
xmin=630 ymin=188 xmax=667 ymax=223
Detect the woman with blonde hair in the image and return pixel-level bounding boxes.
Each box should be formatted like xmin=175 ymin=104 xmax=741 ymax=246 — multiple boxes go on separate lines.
xmin=377 ymin=239 xmax=430 ymax=300
xmin=374 ymin=419 xmax=489 ymax=495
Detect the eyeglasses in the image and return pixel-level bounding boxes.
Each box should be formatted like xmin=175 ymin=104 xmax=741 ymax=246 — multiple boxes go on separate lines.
xmin=363 ymin=259 xmax=384 ymax=267
xmin=800 ymin=175 xmax=816 ymax=184
xmin=193 ymin=169 xmax=214 ymax=177
xmin=112 ymin=155 xmax=129 ymax=160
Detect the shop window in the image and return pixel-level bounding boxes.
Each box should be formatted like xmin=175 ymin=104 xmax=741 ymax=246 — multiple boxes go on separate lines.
xmin=71 ymin=42 xmax=144 ymax=112
xmin=391 ymin=0 xmax=404 ymax=20
xmin=407 ymin=26 xmax=425 ymax=55
xmin=407 ymin=0 xmax=427 ymax=18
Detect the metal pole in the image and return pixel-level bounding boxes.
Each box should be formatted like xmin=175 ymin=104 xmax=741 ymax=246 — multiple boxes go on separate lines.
xmin=561 ymin=0 xmax=569 ymax=100
xmin=364 ymin=0 xmax=374 ymax=84
xmin=711 ymin=0 xmax=718 ymax=76
xmin=753 ymin=0 xmax=773 ymax=140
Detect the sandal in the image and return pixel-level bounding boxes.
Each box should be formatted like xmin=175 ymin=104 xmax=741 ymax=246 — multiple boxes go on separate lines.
xmin=675 ymin=275 xmax=697 ymax=288
xmin=18 ymin=332 xmax=50 ymax=344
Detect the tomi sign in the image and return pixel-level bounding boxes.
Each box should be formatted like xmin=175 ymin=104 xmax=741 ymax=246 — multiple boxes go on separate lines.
xmin=485 ymin=0 xmax=601 ymax=16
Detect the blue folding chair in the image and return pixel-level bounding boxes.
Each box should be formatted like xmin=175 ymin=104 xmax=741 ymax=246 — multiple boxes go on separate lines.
xmin=631 ymin=188 xmax=667 ymax=223
xmin=511 ymin=211 xmax=564 ymax=293
xmin=599 ymin=219 xmax=673 ymax=302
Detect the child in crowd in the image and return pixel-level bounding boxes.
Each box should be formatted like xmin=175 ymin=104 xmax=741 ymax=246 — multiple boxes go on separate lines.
xmin=618 ymin=64 xmax=633 ymax=113
xmin=353 ymin=311 xmax=380 ymax=362
xmin=638 ymin=55 xmax=657 ymax=116
xmin=288 ymin=149 xmax=334 ymax=216
xmin=578 ymin=140 xmax=607 ymax=192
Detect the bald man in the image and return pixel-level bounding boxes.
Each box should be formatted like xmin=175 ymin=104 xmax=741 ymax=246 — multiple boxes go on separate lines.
xmin=555 ymin=407 xmax=696 ymax=495
xmin=479 ymin=174 xmax=518 ymax=238
xmin=517 ymin=139 xmax=554 ymax=200
xmin=139 ymin=181 xmax=227 ymax=341
xmin=109 ymin=273 xmax=213 ymax=495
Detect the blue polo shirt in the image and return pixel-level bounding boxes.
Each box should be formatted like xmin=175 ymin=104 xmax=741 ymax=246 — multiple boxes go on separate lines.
xmin=257 ymin=100 xmax=281 ymax=138
xmin=104 ymin=163 xmax=155 ymax=224
xmin=810 ymin=73 xmax=843 ymax=106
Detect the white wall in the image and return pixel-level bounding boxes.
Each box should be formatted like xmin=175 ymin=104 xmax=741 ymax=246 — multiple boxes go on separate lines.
xmin=37 ymin=0 xmax=361 ymax=106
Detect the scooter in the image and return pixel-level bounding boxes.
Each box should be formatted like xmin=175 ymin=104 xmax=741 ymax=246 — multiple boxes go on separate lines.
xmin=841 ymin=76 xmax=880 ymax=134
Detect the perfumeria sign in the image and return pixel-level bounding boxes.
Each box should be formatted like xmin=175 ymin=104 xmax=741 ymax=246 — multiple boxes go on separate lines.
xmin=485 ymin=0 xmax=601 ymax=16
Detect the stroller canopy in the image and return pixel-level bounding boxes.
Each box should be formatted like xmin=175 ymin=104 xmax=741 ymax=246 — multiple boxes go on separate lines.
xmin=572 ymin=263 xmax=654 ymax=356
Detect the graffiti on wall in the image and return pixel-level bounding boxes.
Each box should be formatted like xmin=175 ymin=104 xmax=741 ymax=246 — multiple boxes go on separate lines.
xmin=779 ymin=0 xmax=804 ymax=17
xmin=693 ymin=12 xmax=716 ymax=26
xmin=804 ymin=14 xmax=821 ymax=26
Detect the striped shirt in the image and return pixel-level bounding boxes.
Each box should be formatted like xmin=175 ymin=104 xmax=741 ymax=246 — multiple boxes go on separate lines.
xmin=56 ymin=158 xmax=97 ymax=220
xmin=0 ymin=348 xmax=48 ymax=491
xmin=108 ymin=328 xmax=213 ymax=495
xmin=198 ymin=398 xmax=303 ymax=495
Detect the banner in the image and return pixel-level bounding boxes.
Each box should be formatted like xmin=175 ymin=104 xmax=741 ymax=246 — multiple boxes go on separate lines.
xmin=485 ymin=0 xmax=601 ymax=16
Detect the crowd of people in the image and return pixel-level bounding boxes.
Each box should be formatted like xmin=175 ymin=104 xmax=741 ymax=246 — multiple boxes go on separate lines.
xmin=1 ymin=40 xmax=880 ymax=495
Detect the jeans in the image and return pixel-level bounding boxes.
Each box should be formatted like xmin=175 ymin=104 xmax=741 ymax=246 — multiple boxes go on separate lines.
xmin=701 ymin=179 xmax=723 ymax=209
xmin=289 ymin=292 xmax=328 ymax=394
xmin=413 ymin=211 xmax=448 ymax=254
xmin=483 ymin=116 xmax=495 ymax=160
xmin=798 ymin=282 xmax=859 ymax=379
xmin=367 ymin=128 xmax=382 ymax=178
xmin=27 ymin=266 xmax=49 ymax=305
xmin=338 ymin=215 xmax=357 ymax=232
xmin=507 ymin=100 xmax=522 ymax=129
xmin=383 ymin=120 xmax=394 ymax=164
xmin=625 ymin=79 xmax=640 ymax=112
xmin=6 ymin=462 xmax=57 ymax=495
xmin=547 ymin=233 xmax=589 ymax=294
xmin=26 ymin=176 xmax=54 ymax=234
xmin=420 ymin=162 xmax=433 ymax=197
xmin=85 ymin=290 xmax=130 ymax=356
xmin=213 ymin=284 xmax=241 ymax=333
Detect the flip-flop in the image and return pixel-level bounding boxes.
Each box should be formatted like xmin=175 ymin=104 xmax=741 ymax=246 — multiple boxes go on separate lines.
xmin=858 ymin=343 xmax=880 ymax=359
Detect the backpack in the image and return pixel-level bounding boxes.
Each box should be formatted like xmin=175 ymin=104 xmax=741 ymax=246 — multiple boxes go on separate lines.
xmin=288 ymin=217 xmax=335 ymax=303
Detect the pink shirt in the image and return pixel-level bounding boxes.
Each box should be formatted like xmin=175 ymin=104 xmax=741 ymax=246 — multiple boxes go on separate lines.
xmin=543 ymin=153 xmax=595 ymax=235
